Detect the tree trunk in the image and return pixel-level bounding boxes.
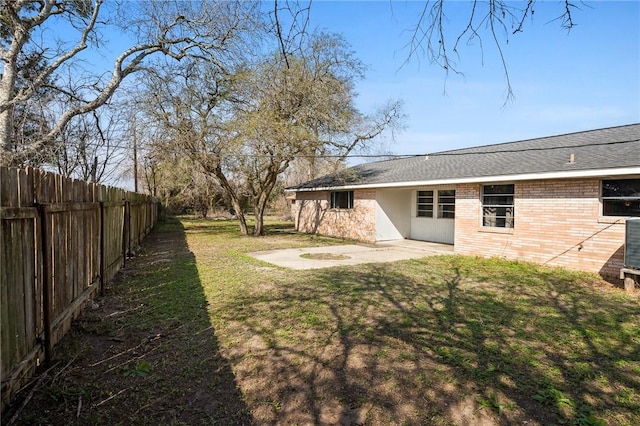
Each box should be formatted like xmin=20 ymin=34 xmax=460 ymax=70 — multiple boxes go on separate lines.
xmin=207 ymin=165 xmax=249 ymax=235
xmin=252 ymin=168 xmax=279 ymax=236
xmin=0 ymin=97 xmax=15 ymax=162
xmin=0 ymin=26 xmax=25 ymax=160
xmin=231 ymin=196 xmax=249 ymax=235
xmin=253 ymin=203 xmax=266 ymax=236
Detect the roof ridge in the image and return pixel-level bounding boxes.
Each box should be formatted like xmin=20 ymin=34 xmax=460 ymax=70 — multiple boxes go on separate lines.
xmin=430 ymin=123 xmax=640 ymax=156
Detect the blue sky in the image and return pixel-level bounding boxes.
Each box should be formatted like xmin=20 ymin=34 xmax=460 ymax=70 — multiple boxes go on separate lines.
xmin=306 ymin=1 xmax=640 ymax=159
xmin=51 ymin=1 xmax=639 ymax=161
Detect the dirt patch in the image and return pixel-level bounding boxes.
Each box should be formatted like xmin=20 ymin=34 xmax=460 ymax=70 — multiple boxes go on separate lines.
xmin=300 ymin=252 xmax=351 ymax=260
xmin=4 ymin=224 xmax=253 ymax=426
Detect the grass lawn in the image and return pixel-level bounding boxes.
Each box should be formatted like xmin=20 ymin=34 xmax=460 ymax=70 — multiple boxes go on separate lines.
xmin=9 ymin=217 xmax=640 ymax=425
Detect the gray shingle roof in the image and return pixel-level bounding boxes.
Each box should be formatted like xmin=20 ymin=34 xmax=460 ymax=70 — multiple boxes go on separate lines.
xmin=288 ymin=123 xmax=640 ymax=190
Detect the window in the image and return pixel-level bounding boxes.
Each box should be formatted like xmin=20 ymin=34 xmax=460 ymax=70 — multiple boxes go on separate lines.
xmin=602 ymin=179 xmax=640 ymax=217
xmin=330 ymin=191 xmax=354 ymax=209
xmin=482 ymin=184 xmax=514 ymax=228
xmin=438 ymin=190 xmax=456 ymax=219
xmin=416 ymin=190 xmax=456 ymax=218
xmin=417 ymin=190 xmax=434 ymax=217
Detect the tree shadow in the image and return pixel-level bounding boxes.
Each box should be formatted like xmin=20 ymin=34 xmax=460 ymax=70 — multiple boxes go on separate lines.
xmin=17 ymin=221 xmax=636 ymax=425
xmin=296 ymin=199 xmax=327 ymax=234
xmin=218 ymin=255 xmax=639 ymax=424
xmin=6 ymin=217 xmax=254 ymax=425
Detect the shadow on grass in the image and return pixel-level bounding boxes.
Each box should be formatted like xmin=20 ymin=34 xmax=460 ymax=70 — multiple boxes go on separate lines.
xmin=7 ymin=217 xmax=254 ymax=425
xmin=218 ymin=254 xmax=639 ymax=425
xmin=19 ymin=217 xmax=635 ymax=425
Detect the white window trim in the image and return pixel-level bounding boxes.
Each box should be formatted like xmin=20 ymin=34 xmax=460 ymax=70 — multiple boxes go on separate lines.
xmin=600 ymin=179 xmax=640 ymax=218
xmin=437 ymin=189 xmax=456 ymax=219
xmin=416 ymin=190 xmax=434 ymax=218
xmin=481 ymin=183 xmax=515 ymax=229
xmin=415 ymin=189 xmax=456 ymax=219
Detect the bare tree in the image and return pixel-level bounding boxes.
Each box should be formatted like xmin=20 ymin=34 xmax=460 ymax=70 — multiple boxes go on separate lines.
xmin=140 ymin=142 xmax=227 ymax=217
xmin=140 ymin=27 xmax=403 ymax=236
xmin=238 ymin=42 xmax=404 ymax=235
xmin=0 ymin=0 xmax=259 ymax=165
xmin=404 ymin=0 xmax=581 ymax=100
xmin=50 ymin=106 xmax=129 ymax=183
xmin=1 ymin=36 xmax=55 ymax=167
xmin=136 ymin=55 xmax=254 ymax=232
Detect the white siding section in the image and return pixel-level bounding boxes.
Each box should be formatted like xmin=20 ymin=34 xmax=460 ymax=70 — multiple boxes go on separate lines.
xmin=410 ymin=217 xmax=455 ymax=243
xmin=375 ymin=189 xmax=412 ymax=241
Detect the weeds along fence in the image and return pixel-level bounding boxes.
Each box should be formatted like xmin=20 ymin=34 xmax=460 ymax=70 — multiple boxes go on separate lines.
xmin=0 ymin=166 xmax=159 ymax=412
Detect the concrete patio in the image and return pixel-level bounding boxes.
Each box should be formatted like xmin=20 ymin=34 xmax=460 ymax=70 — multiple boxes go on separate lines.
xmin=249 ymin=239 xmax=454 ymax=270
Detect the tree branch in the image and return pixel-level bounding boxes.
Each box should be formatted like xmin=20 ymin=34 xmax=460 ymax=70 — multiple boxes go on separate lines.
xmin=402 ymin=0 xmax=580 ymax=102
xmin=10 ymin=0 xmax=102 ymax=108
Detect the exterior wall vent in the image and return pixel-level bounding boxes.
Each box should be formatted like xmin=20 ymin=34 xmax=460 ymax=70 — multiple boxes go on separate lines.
xmin=625 ymin=218 xmax=640 ymax=269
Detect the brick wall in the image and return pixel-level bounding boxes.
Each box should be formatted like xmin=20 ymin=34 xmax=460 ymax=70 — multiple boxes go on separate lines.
xmin=293 ymin=189 xmax=377 ymax=242
xmin=454 ymin=179 xmax=626 ymax=278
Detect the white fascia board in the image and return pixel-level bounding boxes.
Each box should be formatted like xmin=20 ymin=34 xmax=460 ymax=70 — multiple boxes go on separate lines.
xmin=286 ymin=167 xmax=640 ymax=192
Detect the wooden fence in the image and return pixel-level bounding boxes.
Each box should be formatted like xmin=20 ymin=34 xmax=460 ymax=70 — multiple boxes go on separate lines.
xmin=1 ymin=167 xmax=159 ymax=412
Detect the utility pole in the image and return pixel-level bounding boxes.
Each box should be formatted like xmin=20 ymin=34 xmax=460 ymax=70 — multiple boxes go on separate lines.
xmin=91 ymin=156 xmax=98 ymax=182
xmin=132 ymin=115 xmax=138 ymax=192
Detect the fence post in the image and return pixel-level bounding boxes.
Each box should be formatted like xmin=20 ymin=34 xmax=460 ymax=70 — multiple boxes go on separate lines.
xmin=37 ymin=203 xmax=52 ymax=366
xmin=2 ymin=167 xmax=161 ymax=411
xmin=122 ymin=200 xmax=130 ymax=267
xmin=99 ymin=201 xmax=105 ymax=295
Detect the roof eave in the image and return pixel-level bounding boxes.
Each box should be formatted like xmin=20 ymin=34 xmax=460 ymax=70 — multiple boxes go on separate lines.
xmin=285 ymin=166 xmax=640 ymax=192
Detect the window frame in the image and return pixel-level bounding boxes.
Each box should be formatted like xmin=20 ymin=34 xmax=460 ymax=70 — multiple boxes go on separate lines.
xmin=330 ymin=190 xmax=354 ymax=209
xmin=437 ymin=189 xmax=456 ymax=219
xmin=416 ymin=190 xmax=434 ymax=218
xmin=601 ymin=178 xmax=640 ymax=217
xmin=415 ymin=189 xmax=456 ymax=219
xmin=481 ymin=184 xmax=515 ymax=229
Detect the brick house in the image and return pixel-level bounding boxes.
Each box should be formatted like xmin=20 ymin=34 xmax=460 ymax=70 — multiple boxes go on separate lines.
xmin=287 ymin=124 xmax=640 ymax=279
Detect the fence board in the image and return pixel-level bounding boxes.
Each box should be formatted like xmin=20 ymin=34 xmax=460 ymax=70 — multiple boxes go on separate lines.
xmin=0 ymin=207 xmax=38 ymax=220
xmin=1 ymin=168 xmax=18 ymax=206
xmin=1 ymin=221 xmax=25 ymax=370
xmin=1 ymin=166 xmax=158 ymax=412
xmin=19 ymin=169 xmax=29 ymax=207
xmin=0 ymin=216 xmax=37 ymax=395
xmin=22 ymin=217 xmax=36 ymax=350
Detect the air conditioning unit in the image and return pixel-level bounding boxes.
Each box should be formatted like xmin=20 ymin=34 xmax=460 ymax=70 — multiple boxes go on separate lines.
xmin=625 ymin=218 xmax=640 ymax=270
